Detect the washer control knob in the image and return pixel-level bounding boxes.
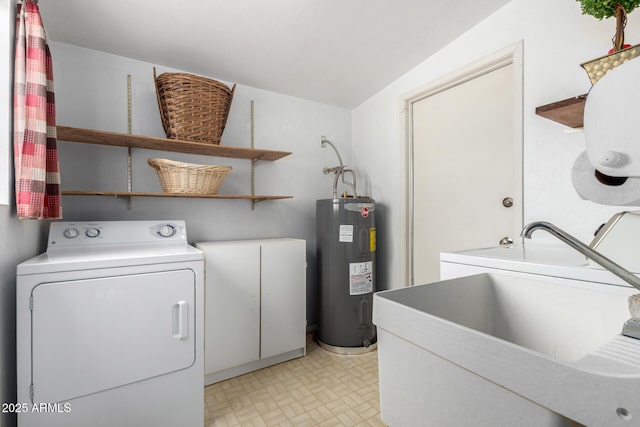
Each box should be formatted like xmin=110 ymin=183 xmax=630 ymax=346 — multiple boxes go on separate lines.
xmin=157 ymin=224 xmax=176 ymax=238
xmin=63 ymin=228 xmax=79 ymax=239
xmin=85 ymin=228 xmax=101 ymax=238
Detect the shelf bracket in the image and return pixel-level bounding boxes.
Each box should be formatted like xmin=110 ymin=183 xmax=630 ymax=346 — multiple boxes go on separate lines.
xmin=251 ymin=100 xmax=256 ymax=210
xmin=115 ymin=193 xmax=130 ymax=203
xmin=127 ymin=147 xmax=132 ymax=209
xmin=252 ymin=197 xmax=268 ymax=207
xmin=126 ymin=74 xmax=133 ymax=209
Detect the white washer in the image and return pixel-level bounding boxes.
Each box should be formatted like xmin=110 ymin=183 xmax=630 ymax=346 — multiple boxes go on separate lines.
xmin=16 ymin=220 xmax=204 ymax=427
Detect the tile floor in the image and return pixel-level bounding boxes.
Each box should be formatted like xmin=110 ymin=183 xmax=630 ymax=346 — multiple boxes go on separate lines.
xmin=204 ymin=335 xmax=384 ymax=426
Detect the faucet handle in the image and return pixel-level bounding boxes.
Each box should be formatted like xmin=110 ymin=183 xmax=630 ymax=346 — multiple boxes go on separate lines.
xmin=624 ymin=294 xmax=640 ymax=339
xmin=629 ymin=294 xmax=640 ymax=320
xmin=622 ymin=318 xmax=640 ymax=339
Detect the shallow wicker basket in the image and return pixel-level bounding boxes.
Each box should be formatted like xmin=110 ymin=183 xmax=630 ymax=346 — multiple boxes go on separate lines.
xmin=147 ymin=158 xmax=232 ymax=194
xmin=154 ymin=68 xmax=236 ymax=145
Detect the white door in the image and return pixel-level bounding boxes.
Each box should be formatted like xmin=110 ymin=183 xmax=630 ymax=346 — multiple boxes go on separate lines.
xmin=199 ymin=241 xmax=261 ymax=374
xmin=411 ymin=52 xmax=522 ymax=285
xmin=260 ymin=239 xmax=306 ymax=359
xmin=31 ymin=270 xmax=195 ymax=403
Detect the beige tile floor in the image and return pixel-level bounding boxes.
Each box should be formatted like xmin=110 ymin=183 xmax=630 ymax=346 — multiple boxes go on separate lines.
xmin=204 ymin=335 xmax=384 ymax=426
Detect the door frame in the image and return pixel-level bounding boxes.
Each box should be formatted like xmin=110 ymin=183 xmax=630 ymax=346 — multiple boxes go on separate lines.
xmin=399 ymin=41 xmax=524 ymax=287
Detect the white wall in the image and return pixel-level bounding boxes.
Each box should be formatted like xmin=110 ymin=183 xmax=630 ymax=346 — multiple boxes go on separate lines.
xmin=1 ymin=2 xmax=51 ymax=427
xmin=50 ymin=42 xmax=352 ymax=328
xmin=352 ymin=0 xmax=640 ymax=290
xmin=0 ymin=0 xmax=11 ymax=206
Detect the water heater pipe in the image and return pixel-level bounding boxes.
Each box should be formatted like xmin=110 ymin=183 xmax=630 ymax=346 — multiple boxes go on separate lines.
xmin=321 ymin=136 xmax=357 ymax=198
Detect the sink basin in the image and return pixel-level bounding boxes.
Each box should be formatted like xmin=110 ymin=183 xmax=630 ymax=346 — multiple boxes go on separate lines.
xmin=384 ymin=272 xmax=632 ymax=363
xmin=374 ymin=271 xmax=640 ymax=426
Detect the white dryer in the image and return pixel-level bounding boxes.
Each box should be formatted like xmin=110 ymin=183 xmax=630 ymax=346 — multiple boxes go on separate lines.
xmin=16 ymin=220 xmax=204 ymax=427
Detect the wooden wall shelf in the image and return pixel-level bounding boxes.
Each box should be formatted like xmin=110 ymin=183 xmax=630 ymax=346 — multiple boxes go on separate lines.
xmin=57 ymin=126 xmax=291 ymax=161
xmin=57 ymin=125 xmax=292 ymax=206
xmin=535 ymin=94 xmax=587 ymax=128
xmin=62 ymin=191 xmax=292 ymax=202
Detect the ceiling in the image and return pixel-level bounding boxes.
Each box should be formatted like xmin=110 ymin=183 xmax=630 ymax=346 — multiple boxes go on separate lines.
xmin=39 ymin=0 xmax=510 ymax=109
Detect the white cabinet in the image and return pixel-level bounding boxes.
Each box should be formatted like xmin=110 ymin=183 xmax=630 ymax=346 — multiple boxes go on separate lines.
xmin=200 ymin=242 xmax=261 ymax=374
xmin=195 ymin=238 xmax=306 ymax=384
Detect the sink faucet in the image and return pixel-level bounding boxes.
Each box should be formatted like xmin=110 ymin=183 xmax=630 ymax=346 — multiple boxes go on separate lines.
xmin=522 ymin=221 xmax=640 ymax=339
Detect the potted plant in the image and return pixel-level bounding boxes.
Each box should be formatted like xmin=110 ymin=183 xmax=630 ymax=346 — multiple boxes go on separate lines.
xmin=578 ymin=0 xmax=640 ymax=52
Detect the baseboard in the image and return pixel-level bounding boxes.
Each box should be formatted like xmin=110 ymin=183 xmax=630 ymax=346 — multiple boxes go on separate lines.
xmin=204 ymin=348 xmax=306 ymax=385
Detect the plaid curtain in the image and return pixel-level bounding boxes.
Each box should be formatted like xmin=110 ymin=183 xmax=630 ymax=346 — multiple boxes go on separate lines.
xmin=13 ymin=1 xmax=62 ymax=219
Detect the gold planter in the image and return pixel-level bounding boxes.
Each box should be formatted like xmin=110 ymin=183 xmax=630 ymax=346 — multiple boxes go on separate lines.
xmin=581 ymin=44 xmax=640 ymax=85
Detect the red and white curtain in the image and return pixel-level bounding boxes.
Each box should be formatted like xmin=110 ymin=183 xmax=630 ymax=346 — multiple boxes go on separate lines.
xmin=14 ymin=0 xmax=62 ymax=219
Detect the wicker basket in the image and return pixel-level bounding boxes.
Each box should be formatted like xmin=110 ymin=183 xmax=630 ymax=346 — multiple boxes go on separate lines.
xmin=581 ymin=44 xmax=640 ymax=85
xmin=154 ymin=68 xmax=236 ymax=144
xmin=147 ymin=158 xmax=232 ymax=194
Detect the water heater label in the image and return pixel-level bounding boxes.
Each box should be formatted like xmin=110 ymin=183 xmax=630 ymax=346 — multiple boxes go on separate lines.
xmin=370 ymin=228 xmax=376 ymax=252
xmin=349 ymin=261 xmax=373 ymax=295
xmin=339 ymin=225 xmax=354 ymax=242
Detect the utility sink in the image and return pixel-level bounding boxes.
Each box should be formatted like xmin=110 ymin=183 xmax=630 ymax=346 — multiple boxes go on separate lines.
xmin=374 ymin=266 xmax=640 ymax=426
xmin=382 ymin=272 xmax=633 ymax=363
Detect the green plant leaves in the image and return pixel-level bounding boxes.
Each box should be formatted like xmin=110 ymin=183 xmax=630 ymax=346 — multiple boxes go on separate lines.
xmin=578 ymin=0 xmax=640 ymax=19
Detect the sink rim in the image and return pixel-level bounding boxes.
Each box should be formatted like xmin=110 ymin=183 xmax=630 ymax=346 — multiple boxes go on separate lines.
xmin=376 ymin=271 xmax=635 ymax=363
xmin=374 ymin=272 xmax=640 ymax=376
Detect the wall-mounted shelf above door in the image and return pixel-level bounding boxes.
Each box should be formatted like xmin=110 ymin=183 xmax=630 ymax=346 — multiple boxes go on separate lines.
xmin=535 ymin=94 xmax=587 ymax=128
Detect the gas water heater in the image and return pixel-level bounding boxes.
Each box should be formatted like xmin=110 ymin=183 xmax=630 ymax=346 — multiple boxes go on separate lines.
xmin=316 ymin=137 xmax=376 ymax=353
